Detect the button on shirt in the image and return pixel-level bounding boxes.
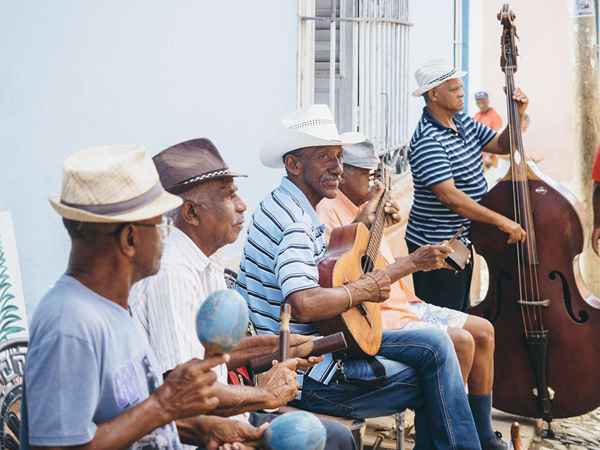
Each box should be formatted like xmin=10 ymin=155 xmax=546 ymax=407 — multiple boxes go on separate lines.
xmin=407 ymin=108 xmax=496 ymax=246
xmin=236 ymin=177 xmax=339 ymax=385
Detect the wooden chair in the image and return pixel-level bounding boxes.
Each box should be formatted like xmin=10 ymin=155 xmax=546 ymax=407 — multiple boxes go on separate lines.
xmin=0 ymin=338 xmax=27 ymax=450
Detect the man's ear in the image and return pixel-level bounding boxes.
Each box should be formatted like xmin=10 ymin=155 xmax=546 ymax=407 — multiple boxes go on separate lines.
xmin=284 ymin=154 xmax=303 ymax=177
xmin=180 ymin=201 xmax=201 ymax=226
xmin=118 ymin=225 xmax=137 ymax=258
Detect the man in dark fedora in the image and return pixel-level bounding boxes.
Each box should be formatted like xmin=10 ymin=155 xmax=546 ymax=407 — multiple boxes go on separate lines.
xmin=131 ymin=138 xmax=356 ymax=450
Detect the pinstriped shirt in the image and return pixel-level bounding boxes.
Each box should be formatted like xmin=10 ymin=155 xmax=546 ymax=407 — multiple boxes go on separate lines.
xmin=406 ymin=108 xmax=496 ymax=246
xmin=236 ymin=177 xmax=339 ymax=385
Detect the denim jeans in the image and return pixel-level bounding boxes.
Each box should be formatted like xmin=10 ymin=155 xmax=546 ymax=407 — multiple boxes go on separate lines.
xmin=291 ymin=328 xmax=481 ymax=450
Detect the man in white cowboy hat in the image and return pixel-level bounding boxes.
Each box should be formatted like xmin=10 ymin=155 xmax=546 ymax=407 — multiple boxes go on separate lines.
xmin=236 ymin=104 xmax=483 ymax=449
xmin=318 ymin=139 xmax=507 ymax=450
xmin=407 ymin=60 xmax=530 ymax=449
xmin=21 ymin=145 xmax=228 ymax=450
xmin=130 ymin=138 xmax=355 ymax=450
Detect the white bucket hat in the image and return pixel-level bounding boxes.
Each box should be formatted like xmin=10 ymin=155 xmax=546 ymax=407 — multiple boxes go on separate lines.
xmin=260 ymin=104 xmax=365 ymax=168
xmin=49 ymin=144 xmax=182 ymax=223
xmin=412 ymin=60 xmax=467 ymax=97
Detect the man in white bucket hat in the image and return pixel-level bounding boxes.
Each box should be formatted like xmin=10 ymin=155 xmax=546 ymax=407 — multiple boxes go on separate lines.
xmin=21 ymin=145 xmax=228 ymax=449
xmin=407 ymin=60 xmax=530 ymax=449
xmin=237 ymin=104 xmax=483 ymax=449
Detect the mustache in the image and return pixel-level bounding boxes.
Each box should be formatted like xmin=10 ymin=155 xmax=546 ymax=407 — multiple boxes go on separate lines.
xmin=322 ymin=175 xmax=341 ymax=183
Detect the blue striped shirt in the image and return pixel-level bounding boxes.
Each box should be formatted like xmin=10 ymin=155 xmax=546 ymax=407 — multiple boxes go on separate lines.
xmin=406 ymin=108 xmax=496 ymax=246
xmin=236 ymin=177 xmax=339 ymax=385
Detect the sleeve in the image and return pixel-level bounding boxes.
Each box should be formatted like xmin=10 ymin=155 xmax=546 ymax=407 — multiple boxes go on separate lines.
xmin=593 ymin=147 xmax=600 ymax=182
xmin=26 ymin=334 xmax=99 ymax=446
xmin=409 ymin=139 xmax=454 ymax=188
xmin=275 ymin=223 xmax=320 ymax=299
xmin=472 ymin=116 xmax=497 ymax=148
xmin=141 ymin=269 xmax=200 ymax=374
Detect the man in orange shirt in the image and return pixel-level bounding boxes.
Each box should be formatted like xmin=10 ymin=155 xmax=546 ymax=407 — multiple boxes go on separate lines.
xmin=473 ymin=91 xmax=503 ymax=130
xmin=592 ymin=146 xmax=600 ymax=255
xmin=317 ymin=141 xmax=508 ymax=450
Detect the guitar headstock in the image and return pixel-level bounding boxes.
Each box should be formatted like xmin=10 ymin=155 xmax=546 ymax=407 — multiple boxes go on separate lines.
xmin=498 ymin=4 xmax=518 ymax=73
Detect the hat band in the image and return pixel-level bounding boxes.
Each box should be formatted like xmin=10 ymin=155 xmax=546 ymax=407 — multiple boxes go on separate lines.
xmin=178 ymin=168 xmax=233 ymax=187
xmin=61 ymin=182 xmax=164 ymax=216
xmin=426 ymin=69 xmax=457 ymax=86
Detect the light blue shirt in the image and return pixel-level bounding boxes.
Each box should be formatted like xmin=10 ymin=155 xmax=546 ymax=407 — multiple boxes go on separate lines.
xmin=21 ymin=275 xmax=182 ymax=449
xmin=236 ymin=177 xmax=339 ymax=384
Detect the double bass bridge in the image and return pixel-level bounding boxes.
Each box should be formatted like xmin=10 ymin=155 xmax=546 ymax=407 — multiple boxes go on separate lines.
xmin=517 ymin=299 xmax=550 ymax=307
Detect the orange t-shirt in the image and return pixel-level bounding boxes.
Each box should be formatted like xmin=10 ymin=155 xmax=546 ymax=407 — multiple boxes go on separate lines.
xmin=316 ymin=192 xmax=421 ymax=329
xmin=593 ymin=146 xmax=600 ymax=182
xmin=473 ymin=107 xmax=503 ymax=131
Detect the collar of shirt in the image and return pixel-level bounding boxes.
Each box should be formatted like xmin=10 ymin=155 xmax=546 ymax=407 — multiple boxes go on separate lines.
xmin=279 ymin=176 xmax=327 ymax=234
xmin=422 ymin=107 xmax=466 ymax=139
xmin=162 ymin=227 xmax=221 ymax=275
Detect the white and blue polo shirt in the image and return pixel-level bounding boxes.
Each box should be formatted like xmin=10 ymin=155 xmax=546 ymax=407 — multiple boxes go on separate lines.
xmin=236 ymin=176 xmax=339 ymax=385
xmin=406 ymin=108 xmax=497 ymax=246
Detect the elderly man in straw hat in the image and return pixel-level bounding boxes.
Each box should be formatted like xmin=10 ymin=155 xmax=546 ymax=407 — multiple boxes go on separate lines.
xmin=318 ymin=140 xmax=508 ymax=450
xmin=130 ymin=138 xmax=355 ymax=450
xmin=21 ymin=145 xmax=229 ymax=450
xmin=406 ymin=60 xmax=530 ymax=448
xmin=236 ymin=104 xmax=483 ymax=449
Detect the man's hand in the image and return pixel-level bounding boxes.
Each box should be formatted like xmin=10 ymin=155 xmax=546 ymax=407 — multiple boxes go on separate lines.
xmin=153 ymin=354 xmax=227 ymax=421
xmin=346 ymin=269 xmax=391 ymax=304
xmin=512 ymin=87 xmax=529 ymax=118
xmin=255 ymin=359 xmax=299 ymax=409
xmin=409 ymin=243 xmax=454 ymax=272
xmin=497 ymin=216 xmax=527 ymax=244
xmin=354 ymin=181 xmax=401 ymax=227
xmin=592 ymin=226 xmax=600 ymax=256
xmin=197 ymin=416 xmax=268 ymax=450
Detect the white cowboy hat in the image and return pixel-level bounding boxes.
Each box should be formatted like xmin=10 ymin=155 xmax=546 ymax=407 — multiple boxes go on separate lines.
xmin=412 ymin=60 xmax=467 ymax=97
xmin=260 ymin=104 xmax=365 ymax=169
xmin=49 ymin=144 xmax=182 ymax=223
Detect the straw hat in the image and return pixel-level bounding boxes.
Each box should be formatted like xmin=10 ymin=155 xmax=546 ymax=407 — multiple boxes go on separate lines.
xmin=260 ymin=104 xmax=365 ymax=169
xmin=49 ymin=145 xmax=182 ymax=223
xmin=412 ymin=60 xmax=467 ymax=97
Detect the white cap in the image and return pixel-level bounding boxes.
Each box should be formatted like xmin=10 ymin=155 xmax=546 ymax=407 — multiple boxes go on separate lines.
xmin=343 ymin=140 xmax=380 ymax=170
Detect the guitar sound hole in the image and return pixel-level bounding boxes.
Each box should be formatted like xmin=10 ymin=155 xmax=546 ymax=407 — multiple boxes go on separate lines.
xmin=361 ymin=255 xmax=374 ymax=274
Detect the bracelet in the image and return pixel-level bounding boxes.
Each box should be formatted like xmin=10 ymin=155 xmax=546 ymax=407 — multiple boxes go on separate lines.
xmin=341 ymin=284 xmax=353 ymax=310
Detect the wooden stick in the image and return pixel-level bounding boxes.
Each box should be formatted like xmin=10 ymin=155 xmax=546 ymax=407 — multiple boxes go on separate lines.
xmin=278 ymin=303 xmax=291 ymax=362
xmin=249 ymin=332 xmax=348 ymax=373
xmin=511 ymin=421 xmax=522 ymax=450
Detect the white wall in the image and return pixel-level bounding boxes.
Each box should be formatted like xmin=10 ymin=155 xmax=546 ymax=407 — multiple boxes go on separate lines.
xmin=407 ymin=0 xmax=455 ymax=134
xmin=0 ymin=1 xmax=298 ymax=315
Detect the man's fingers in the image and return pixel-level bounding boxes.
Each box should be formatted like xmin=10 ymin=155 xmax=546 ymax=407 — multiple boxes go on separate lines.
xmin=277 ymin=358 xmax=299 ymax=371
xmin=193 ymin=354 xmax=229 ymax=373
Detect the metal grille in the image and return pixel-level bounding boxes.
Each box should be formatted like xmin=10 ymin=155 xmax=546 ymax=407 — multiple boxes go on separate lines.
xmin=298 ymin=0 xmax=412 ymax=169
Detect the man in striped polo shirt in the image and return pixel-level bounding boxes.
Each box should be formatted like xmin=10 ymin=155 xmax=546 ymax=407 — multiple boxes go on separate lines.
xmin=407 ymin=60 xmax=528 ymax=313
xmin=237 ymin=104 xmax=483 ymax=449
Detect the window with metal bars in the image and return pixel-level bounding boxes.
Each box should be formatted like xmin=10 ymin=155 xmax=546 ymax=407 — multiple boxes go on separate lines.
xmin=298 ymin=0 xmax=412 ymax=174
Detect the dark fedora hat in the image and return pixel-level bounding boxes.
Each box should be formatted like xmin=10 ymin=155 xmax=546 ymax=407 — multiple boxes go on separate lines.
xmin=153 ymin=138 xmax=246 ymax=194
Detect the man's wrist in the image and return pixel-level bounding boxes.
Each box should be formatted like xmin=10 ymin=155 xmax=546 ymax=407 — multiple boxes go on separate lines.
xmin=148 ymin=390 xmax=176 ymax=426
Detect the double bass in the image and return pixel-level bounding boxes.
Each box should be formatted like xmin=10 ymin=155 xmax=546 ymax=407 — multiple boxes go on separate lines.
xmin=470 ymin=4 xmax=600 ymax=431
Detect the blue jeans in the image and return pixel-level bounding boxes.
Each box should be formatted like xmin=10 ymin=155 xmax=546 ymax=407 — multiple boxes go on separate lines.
xmin=291 ymin=328 xmax=481 ymax=450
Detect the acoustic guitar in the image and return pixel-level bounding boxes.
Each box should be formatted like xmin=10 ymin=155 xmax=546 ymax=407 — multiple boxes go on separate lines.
xmin=316 ymin=162 xmax=391 ymax=356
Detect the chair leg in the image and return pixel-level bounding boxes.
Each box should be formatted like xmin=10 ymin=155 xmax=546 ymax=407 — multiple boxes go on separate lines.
xmin=395 ymin=412 xmax=405 ymax=450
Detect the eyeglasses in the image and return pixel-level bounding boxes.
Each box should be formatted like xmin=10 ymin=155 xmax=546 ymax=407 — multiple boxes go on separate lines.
xmin=113 ymin=216 xmax=173 ymax=241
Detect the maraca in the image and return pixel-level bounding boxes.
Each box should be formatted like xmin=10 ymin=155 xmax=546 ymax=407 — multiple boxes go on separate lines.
xmin=195 ymin=289 xmax=249 ymax=355
xmin=262 ymin=411 xmax=327 ymax=450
